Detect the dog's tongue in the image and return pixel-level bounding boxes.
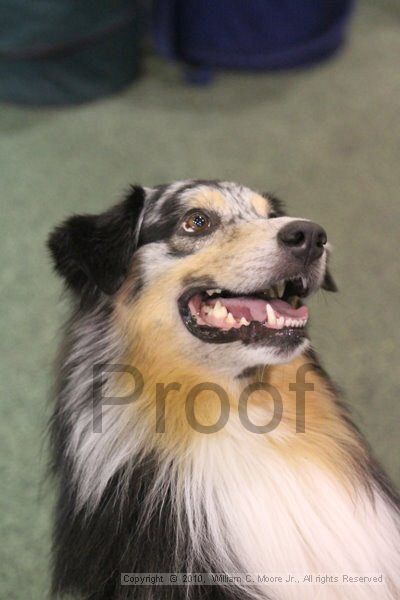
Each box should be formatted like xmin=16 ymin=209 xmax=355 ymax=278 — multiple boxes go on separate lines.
xmin=267 ymin=299 xmax=308 ymax=319
xmin=206 ymin=296 xmax=308 ymax=322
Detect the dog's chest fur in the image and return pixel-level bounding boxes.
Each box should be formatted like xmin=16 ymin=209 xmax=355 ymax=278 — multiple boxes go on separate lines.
xmin=182 ymin=424 xmax=400 ymax=600
xmin=52 ymin=342 xmax=400 ymax=600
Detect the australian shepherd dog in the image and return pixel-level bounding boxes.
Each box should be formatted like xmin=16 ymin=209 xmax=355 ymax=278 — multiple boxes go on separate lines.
xmin=48 ymin=180 xmax=400 ymax=600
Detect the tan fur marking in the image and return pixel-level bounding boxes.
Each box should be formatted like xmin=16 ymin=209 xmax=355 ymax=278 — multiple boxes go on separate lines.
xmin=260 ymin=357 xmax=368 ymax=488
xmin=187 ymin=189 xmax=227 ymax=211
xmin=251 ymin=194 xmax=269 ymax=217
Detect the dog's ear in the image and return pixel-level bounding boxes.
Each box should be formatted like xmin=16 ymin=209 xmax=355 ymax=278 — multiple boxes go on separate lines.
xmin=47 ymin=186 xmax=145 ymax=296
xmin=321 ymin=268 xmax=338 ymax=292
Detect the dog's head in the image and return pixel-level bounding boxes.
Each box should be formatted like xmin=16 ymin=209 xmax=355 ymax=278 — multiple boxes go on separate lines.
xmin=49 ymin=180 xmax=336 ymax=374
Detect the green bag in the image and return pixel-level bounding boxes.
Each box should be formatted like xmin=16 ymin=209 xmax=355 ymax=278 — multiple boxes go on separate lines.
xmin=0 ymin=0 xmax=143 ymax=105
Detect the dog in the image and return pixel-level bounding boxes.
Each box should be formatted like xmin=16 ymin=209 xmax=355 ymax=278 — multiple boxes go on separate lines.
xmin=48 ymin=180 xmax=400 ymax=600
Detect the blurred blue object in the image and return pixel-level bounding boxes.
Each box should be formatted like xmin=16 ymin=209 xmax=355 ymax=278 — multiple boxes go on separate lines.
xmin=0 ymin=0 xmax=143 ymax=105
xmin=154 ymin=0 xmax=355 ymax=80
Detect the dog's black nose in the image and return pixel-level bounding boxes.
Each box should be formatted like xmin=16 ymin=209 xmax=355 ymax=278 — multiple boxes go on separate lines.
xmin=278 ymin=220 xmax=327 ymax=264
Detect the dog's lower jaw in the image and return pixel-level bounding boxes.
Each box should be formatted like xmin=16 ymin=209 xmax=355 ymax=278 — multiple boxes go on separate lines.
xmin=237 ymin=334 xmax=311 ymax=370
xmin=189 ymin=335 xmax=311 ymax=378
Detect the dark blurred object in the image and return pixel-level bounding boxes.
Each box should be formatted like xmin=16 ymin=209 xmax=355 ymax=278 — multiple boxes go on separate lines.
xmin=154 ymin=0 xmax=355 ymax=83
xmin=0 ymin=0 xmax=144 ymax=105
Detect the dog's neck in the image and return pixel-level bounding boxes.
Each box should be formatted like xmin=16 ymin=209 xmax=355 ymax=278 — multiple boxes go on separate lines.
xmin=110 ymin=345 xmax=400 ymax=599
xmin=118 ymin=337 xmax=368 ymax=493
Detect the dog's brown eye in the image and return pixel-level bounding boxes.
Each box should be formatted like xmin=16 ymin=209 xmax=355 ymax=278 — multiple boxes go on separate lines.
xmin=183 ymin=212 xmax=211 ymax=234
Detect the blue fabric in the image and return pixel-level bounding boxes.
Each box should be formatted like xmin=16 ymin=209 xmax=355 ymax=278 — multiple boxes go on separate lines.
xmin=154 ymin=0 xmax=355 ymax=71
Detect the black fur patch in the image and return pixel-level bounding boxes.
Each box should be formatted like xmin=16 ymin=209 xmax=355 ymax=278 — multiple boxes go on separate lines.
xmin=321 ymin=268 xmax=338 ymax=292
xmin=304 ymin=347 xmax=342 ymax=398
xmin=47 ymin=186 xmax=145 ymax=299
xmin=51 ymin=458 xmax=253 ymax=600
xmin=139 ymin=195 xmax=183 ymax=246
xmin=237 ymin=366 xmax=263 ymax=379
xmin=262 ymin=193 xmax=286 ymax=218
xmin=140 ymin=182 xmax=222 ymax=254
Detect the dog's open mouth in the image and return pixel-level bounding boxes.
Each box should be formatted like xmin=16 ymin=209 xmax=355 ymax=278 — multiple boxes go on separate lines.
xmin=178 ymin=277 xmax=311 ymax=345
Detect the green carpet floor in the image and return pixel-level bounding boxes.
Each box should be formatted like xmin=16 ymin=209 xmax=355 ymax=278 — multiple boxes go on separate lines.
xmin=1 ymin=1 xmax=399 ymax=597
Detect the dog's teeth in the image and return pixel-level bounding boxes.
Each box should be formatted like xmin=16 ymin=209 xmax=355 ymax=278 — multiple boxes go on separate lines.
xmin=276 ymin=281 xmax=285 ymax=298
xmin=226 ymin=312 xmax=235 ymax=324
xmin=240 ymin=317 xmax=250 ymax=326
xmin=266 ymin=303 xmax=277 ymax=326
xmin=202 ymin=305 xmax=211 ymax=314
xmin=301 ymin=277 xmax=307 ymax=290
xmin=206 ymin=288 xmax=222 ymax=296
xmin=213 ymin=301 xmax=228 ymax=319
xmin=269 ymin=287 xmax=277 ymax=299
xmin=276 ymin=316 xmax=285 ymax=328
